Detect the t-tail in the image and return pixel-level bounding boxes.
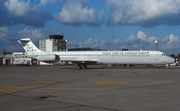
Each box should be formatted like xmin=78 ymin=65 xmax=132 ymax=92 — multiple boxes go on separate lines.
xmin=18 ymin=38 xmax=42 ymax=54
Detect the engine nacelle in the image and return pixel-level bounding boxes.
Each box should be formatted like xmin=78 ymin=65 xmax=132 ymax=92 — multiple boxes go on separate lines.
xmin=35 ymin=54 xmax=60 ymax=63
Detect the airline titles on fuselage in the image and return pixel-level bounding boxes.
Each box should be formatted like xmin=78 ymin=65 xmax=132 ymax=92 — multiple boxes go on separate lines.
xmin=102 ymin=51 xmax=150 ymax=55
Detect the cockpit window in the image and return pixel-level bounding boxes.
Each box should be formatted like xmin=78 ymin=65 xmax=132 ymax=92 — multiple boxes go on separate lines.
xmin=162 ymin=53 xmax=167 ymax=56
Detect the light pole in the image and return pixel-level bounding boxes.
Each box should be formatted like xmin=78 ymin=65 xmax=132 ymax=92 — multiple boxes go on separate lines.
xmin=154 ymin=40 xmax=158 ymax=50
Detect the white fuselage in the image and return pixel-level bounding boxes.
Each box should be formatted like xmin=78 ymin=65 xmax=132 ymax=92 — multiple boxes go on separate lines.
xmin=18 ymin=38 xmax=175 ymax=68
xmin=26 ymin=50 xmax=174 ymax=65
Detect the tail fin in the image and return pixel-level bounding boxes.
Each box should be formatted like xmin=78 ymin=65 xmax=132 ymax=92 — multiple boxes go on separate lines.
xmin=18 ymin=38 xmax=42 ymax=53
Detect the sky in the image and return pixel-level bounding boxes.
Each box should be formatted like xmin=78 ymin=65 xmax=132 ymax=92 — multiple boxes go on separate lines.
xmin=0 ymin=0 xmax=180 ymax=55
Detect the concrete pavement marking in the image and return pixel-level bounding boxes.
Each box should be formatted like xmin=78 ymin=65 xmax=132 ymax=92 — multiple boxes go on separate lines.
xmin=0 ymin=85 xmax=113 ymax=92
xmin=0 ymin=74 xmax=105 ymax=96
xmin=1 ymin=81 xmax=177 ymax=93
xmin=94 ymin=81 xmax=180 ymax=85
xmin=41 ymin=88 xmax=114 ymax=91
xmin=0 ymin=86 xmax=18 ymax=92
xmin=0 ymin=86 xmax=32 ymax=92
xmin=94 ymin=81 xmax=130 ymax=85
xmin=32 ymin=81 xmax=55 ymax=84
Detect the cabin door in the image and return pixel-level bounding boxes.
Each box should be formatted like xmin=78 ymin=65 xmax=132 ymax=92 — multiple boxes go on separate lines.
xmin=156 ymin=55 xmax=159 ymax=60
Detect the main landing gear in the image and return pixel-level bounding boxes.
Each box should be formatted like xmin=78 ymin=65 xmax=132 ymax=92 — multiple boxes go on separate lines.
xmin=76 ymin=64 xmax=87 ymax=70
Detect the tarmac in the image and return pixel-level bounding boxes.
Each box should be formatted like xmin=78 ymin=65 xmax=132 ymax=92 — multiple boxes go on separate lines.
xmin=0 ymin=65 xmax=180 ymax=111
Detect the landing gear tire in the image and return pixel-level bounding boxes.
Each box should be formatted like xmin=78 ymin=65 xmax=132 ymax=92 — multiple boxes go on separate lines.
xmin=76 ymin=64 xmax=87 ymax=70
xmin=76 ymin=65 xmax=81 ymax=70
xmin=82 ymin=65 xmax=87 ymax=69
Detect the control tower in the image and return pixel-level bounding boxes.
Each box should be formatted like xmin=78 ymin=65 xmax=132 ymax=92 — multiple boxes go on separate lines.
xmin=39 ymin=34 xmax=68 ymax=51
xmin=49 ymin=35 xmax=68 ymax=51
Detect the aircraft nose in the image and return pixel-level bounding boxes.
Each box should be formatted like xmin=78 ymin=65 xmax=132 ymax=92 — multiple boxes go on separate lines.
xmin=168 ymin=57 xmax=175 ymax=63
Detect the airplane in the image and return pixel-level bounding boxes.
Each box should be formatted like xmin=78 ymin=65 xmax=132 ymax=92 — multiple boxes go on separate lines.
xmin=18 ymin=38 xmax=175 ymax=69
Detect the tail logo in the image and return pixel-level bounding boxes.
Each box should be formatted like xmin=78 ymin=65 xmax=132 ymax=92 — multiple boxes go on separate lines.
xmin=18 ymin=38 xmax=42 ymax=53
xmin=27 ymin=44 xmax=35 ymax=52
